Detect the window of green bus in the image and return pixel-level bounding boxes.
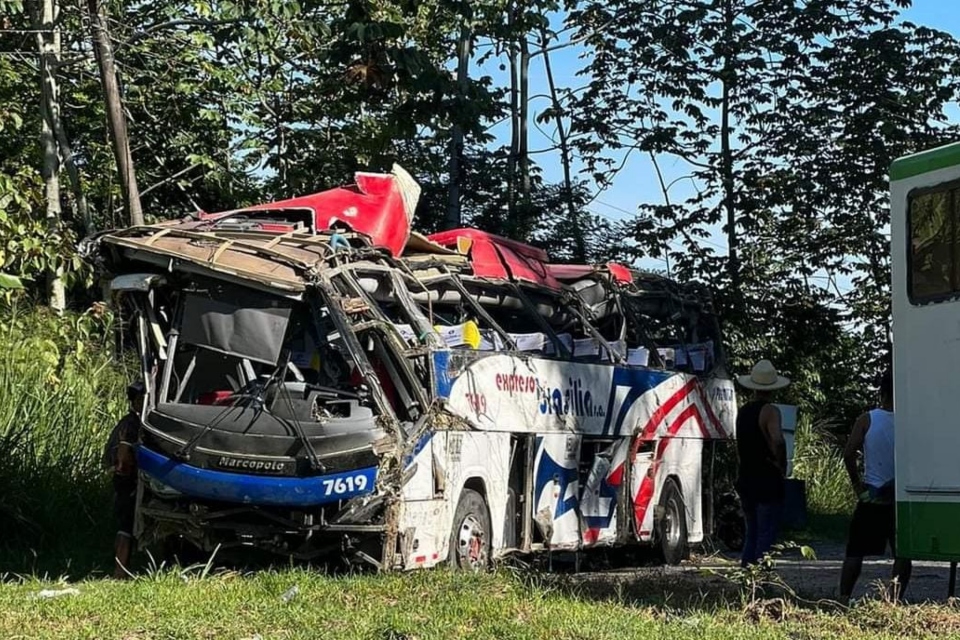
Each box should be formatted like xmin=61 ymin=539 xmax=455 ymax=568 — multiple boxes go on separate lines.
xmin=909 ymin=185 xmax=960 ymax=304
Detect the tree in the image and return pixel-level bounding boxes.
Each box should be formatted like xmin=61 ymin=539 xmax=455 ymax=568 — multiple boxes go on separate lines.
xmin=566 ymin=0 xmax=960 ymax=421
xmin=37 ymin=0 xmax=64 ymax=309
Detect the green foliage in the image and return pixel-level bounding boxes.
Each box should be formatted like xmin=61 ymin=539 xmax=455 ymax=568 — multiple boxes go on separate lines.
xmin=0 ymin=306 xmax=130 ymax=574
xmin=792 ymin=418 xmax=857 ymax=516
xmin=567 ymin=0 xmax=960 ymax=424
xmin=0 ymin=273 xmax=22 ymax=290
xmin=0 ymin=169 xmax=90 ymax=304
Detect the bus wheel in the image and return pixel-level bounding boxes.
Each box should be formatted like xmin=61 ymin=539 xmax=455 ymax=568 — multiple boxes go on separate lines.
xmin=449 ymin=488 xmax=491 ymax=571
xmin=658 ymin=478 xmax=688 ymax=566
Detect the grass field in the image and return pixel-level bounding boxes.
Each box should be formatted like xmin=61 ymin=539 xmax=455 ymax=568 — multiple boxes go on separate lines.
xmin=0 ymin=307 xmax=131 ymax=576
xmin=3 ymin=568 xmax=960 ymax=640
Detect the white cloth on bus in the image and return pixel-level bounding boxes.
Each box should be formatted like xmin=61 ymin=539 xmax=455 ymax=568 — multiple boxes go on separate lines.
xmin=864 ymin=408 xmax=895 ymax=489
xmin=671 ymin=341 xmax=714 ymax=372
xmin=508 ymin=332 xmax=546 ymax=352
xmin=600 ymin=339 xmax=627 ymax=362
xmin=627 ymin=347 xmax=650 ymax=367
xmin=545 ymin=333 xmax=573 ymax=356
xmin=574 ymin=337 xmax=600 ymax=358
xmin=479 ymin=330 xmax=503 ymax=351
xmin=392 ymin=323 xmax=416 ymax=342
xmin=394 ymin=322 xmax=482 ymax=349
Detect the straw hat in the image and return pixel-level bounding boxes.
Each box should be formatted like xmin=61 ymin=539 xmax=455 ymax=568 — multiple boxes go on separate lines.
xmin=737 ymin=360 xmax=790 ymax=391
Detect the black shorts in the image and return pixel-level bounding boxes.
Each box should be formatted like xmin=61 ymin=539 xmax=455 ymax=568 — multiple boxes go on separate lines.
xmin=846 ymin=500 xmax=896 ymax=557
xmin=113 ymin=474 xmax=137 ymax=537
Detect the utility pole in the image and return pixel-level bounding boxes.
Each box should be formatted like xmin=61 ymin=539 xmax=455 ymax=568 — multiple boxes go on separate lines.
xmin=38 ymin=0 xmax=64 ymax=311
xmin=87 ymin=0 xmax=143 ymax=226
xmin=446 ymin=6 xmax=472 ymax=230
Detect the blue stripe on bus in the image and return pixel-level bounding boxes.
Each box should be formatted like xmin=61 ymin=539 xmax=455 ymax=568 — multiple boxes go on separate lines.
xmin=137 ymin=446 xmax=377 ymax=507
xmin=433 ymin=350 xmax=453 ymax=398
xmin=403 ymin=431 xmax=433 ymax=468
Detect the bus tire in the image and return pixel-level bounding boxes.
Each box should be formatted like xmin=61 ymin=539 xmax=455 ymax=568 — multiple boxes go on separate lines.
xmin=449 ymin=488 xmax=491 ymax=571
xmin=658 ymin=477 xmax=688 ymax=566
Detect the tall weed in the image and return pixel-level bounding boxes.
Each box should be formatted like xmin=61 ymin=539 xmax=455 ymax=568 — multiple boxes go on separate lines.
xmin=0 ymin=305 xmax=132 ymax=575
xmin=791 ymin=418 xmax=855 ymax=515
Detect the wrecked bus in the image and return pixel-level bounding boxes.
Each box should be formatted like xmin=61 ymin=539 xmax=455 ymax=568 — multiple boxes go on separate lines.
xmin=87 ymin=166 xmax=737 ymax=571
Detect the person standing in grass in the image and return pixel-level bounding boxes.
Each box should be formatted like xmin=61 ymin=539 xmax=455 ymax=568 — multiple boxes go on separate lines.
xmin=735 ymin=360 xmax=790 ymax=568
xmin=103 ymin=380 xmax=145 ymax=579
xmin=840 ymin=369 xmax=912 ymax=604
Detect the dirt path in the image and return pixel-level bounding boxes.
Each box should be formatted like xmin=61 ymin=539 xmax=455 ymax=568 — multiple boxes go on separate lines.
xmin=564 ymin=541 xmax=956 ymax=606
xmin=690 ymin=541 xmax=955 ymax=604
xmin=738 ymin=540 xmax=954 ymax=604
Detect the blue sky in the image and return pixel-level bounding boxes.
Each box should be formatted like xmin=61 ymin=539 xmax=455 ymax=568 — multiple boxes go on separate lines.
xmin=476 ymin=1 xmax=960 ymax=275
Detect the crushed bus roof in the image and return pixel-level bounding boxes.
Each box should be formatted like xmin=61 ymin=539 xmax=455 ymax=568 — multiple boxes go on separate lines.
xmin=90 ymin=165 xmax=711 ymax=308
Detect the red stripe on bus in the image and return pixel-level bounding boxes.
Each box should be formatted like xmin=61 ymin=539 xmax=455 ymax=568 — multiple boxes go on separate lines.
xmin=632 ymin=405 xmax=706 ymax=531
xmin=607 ymin=462 xmax=625 ymax=486
xmin=695 ymin=382 xmax=724 ymax=436
xmin=638 ymin=378 xmax=699 ymax=440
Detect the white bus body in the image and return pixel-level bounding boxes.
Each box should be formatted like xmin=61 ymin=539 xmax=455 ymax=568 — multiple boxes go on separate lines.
xmin=891 ymin=142 xmax=960 ymax=561
xmin=94 ymin=166 xmax=738 ymax=570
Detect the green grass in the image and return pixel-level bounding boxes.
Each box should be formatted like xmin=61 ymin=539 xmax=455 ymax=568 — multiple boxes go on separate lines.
xmin=1 ymin=569 xmax=958 ymax=639
xmin=0 ymin=306 xmax=131 ymax=575
xmin=791 ymin=418 xmax=856 ymax=518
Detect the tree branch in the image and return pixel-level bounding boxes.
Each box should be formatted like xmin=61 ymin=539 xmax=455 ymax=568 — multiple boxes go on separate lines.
xmin=140 ymin=164 xmax=199 ymax=197
xmin=527 ymin=8 xmax=646 ymax=58
xmin=116 ymin=18 xmax=246 ymax=50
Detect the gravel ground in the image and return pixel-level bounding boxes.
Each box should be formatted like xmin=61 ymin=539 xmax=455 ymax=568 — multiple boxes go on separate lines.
xmin=738 ymin=541 xmax=956 ymax=604
xmin=562 ymin=541 xmax=957 ymax=607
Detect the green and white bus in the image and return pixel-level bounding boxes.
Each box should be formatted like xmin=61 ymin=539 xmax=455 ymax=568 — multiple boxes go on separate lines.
xmin=891 ymin=142 xmax=960 ymax=582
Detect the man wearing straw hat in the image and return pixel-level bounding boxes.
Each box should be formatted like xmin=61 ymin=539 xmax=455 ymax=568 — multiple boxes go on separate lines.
xmin=736 ymin=360 xmax=790 ymax=567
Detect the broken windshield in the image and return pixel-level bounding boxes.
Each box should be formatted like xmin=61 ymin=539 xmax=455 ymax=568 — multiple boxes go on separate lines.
xmin=160 ymin=280 xmax=362 ymax=409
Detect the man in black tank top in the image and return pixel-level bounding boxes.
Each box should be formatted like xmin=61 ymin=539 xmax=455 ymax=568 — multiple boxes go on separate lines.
xmin=736 ymin=360 xmax=789 ymax=568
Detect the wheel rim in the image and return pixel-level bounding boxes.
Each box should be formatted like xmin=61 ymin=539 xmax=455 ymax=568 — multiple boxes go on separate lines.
xmin=664 ymin=497 xmax=681 ymax=549
xmin=457 ymin=514 xmax=487 ymax=570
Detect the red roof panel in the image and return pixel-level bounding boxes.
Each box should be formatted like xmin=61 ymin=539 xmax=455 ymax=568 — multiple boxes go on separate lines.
xmin=201 ymin=166 xmax=419 ymax=257
xmin=427 ymin=228 xmax=560 ymax=290
xmin=547 ymin=262 xmax=634 ymax=284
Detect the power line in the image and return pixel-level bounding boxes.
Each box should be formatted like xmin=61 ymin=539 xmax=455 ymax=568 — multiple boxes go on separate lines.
xmin=593 ymin=198 xmax=637 ymax=218
xmin=590 ymin=198 xmax=731 ymax=252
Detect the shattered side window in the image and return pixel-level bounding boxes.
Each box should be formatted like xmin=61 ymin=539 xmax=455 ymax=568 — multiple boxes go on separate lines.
xmin=383 ymin=276 xmax=515 ymax=353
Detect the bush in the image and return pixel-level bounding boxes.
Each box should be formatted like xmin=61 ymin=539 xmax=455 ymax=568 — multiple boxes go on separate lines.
xmin=791 ymin=418 xmax=855 ymax=516
xmin=0 ymin=305 xmax=133 ymax=575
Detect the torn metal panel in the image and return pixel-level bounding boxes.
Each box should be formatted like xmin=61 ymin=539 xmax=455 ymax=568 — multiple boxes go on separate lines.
xmin=204 ymin=165 xmax=420 ymax=258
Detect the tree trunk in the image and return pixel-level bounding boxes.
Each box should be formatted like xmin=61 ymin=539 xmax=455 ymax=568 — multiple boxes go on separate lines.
xmin=87 ymin=0 xmax=143 ymax=226
xmin=275 ymin=93 xmax=287 ymax=194
xmin=446 ymin=16 xmax=472 ymax=230
xmin=53 ymin=115 xmax=93 ymax=234
xmin=540 ymin=28 xmax=586 ymax=261
xmin=720 ymin=0 xmax=738 ymax=296
xmin=506 ymin=2 xmax=519 ymax=220
xmin=38 ymin=0 xmax=65 ymax=312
